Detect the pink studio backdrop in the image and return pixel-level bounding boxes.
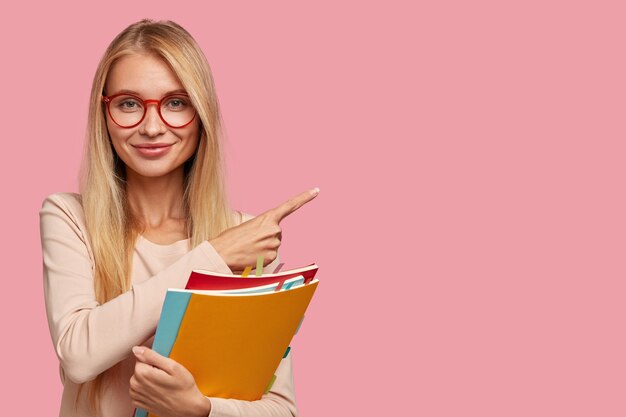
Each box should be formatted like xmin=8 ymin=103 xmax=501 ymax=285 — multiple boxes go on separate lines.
xmin=1 ymin=1 xmax=625 ymax=416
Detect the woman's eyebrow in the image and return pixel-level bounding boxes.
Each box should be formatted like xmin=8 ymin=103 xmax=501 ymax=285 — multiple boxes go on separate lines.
xmin=113 ymin=88 xmax=188 ymax=96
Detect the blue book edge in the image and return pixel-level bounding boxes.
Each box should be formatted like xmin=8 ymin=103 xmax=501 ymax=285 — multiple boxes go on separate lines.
xmin=134 ymin=290 xmax=192 ymax=417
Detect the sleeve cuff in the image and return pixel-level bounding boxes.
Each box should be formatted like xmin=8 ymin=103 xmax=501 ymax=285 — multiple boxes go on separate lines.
xmin=198 ymin=241 xmax=232 ymax=274
xmin=206 ymin=396 xmax=228 ymax=417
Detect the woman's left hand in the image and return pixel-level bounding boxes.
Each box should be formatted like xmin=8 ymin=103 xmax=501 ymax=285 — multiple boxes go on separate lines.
xmin=130 ymin=346 xmax=211 ymax=417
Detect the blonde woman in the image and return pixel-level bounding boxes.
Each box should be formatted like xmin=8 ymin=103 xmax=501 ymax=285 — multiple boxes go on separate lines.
xmin=39 ymin=19 xmax=318 ymax=417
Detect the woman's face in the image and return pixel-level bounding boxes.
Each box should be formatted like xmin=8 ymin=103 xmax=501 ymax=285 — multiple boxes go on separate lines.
xmin=104 ymin=53 xmax=200 ymax=180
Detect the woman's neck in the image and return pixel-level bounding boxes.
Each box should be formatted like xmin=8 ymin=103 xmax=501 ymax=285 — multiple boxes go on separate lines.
xmin=125 ymin=169 xmax=186 ymax=229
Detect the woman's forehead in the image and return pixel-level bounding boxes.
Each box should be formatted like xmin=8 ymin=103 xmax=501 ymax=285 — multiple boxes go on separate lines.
xmin=106 ymin=53 xmax=185 ymax=96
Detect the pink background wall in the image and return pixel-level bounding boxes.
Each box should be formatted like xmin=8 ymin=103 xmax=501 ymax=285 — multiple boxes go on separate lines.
xmin=1 ymin=0 xmax=625 ymax=415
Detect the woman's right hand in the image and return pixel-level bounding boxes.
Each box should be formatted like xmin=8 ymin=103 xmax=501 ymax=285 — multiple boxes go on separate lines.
xmin=209 ymin=188 xmax=319 ymax=272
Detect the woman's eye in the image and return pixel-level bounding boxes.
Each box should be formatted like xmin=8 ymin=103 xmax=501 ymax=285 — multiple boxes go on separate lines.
xmin=166 ymin=97 xmax=189 ymax=110
xmin=114 ymin=98 xmax=142 ymax=112
xmin=120 ymin=100 xmax=139 ymax=108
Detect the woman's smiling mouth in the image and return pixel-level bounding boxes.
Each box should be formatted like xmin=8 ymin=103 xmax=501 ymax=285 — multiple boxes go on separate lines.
xmin=132 ymin=143 xmax=175 ymax=157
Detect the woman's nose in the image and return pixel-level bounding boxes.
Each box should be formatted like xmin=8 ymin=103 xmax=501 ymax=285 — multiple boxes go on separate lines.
xmin=139 ymin=103 xmax=167 ymax=136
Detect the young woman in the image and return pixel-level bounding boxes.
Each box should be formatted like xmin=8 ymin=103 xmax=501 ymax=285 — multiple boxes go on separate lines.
xmin=40 ymin=19 xmax=318 ymax=417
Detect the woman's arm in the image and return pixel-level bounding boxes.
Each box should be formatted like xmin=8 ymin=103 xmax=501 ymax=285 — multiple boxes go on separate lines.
xmin=40 ymin=193 xmax=232 ymax=384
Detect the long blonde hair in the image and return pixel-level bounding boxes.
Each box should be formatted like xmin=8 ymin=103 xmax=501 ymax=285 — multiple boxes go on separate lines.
xmin=78 ymin=19 xmax=234 ymax=414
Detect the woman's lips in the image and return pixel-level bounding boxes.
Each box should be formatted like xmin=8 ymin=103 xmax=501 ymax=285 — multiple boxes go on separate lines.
xmin=132 ymin=143 xmax=174 ymax=157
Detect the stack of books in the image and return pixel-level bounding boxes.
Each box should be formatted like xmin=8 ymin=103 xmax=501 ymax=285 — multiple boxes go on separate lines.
xmin=133 ymin=263 xmax=319 ymax=417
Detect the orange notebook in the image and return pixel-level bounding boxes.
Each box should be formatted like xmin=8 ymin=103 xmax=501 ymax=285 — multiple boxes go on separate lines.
xmin=134 ymin=273 xmax=319 ymax=417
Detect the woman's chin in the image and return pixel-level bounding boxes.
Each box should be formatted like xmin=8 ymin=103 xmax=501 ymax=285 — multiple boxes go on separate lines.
xmin=125 ymin=163 xmax=184 ymax=181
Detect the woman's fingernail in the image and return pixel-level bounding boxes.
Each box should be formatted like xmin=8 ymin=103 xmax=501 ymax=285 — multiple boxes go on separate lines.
xmin=132 ymin=346 xmax=144 ymax=355
xmin=311 ymin=187 xmax=320 ymax=195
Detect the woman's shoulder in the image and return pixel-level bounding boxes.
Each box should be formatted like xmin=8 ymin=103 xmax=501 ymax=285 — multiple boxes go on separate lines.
xmin=39 ymin=192 xmax=93 ymax=262
xmin=41 ymin=192 xmax=83 ymax=212
xmin=40 ymin=192 xmax=86 ymax=228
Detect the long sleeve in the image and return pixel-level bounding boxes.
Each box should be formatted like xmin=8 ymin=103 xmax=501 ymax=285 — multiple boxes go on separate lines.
xmin=40 ymin=193 xmax=232 ymax=384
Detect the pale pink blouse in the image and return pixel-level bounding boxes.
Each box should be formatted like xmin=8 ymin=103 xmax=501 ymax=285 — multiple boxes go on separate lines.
xmin=40 ymin=192 xmax=298 ymax=417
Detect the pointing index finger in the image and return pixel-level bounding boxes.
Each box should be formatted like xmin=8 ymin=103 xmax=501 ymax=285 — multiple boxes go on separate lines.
xmin=271 ymin=187 xmax=320 ymax=223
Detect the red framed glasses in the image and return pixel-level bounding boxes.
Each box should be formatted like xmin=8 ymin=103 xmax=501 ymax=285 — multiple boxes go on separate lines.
xmin=101 ymin=92 xmax=197 ymax=128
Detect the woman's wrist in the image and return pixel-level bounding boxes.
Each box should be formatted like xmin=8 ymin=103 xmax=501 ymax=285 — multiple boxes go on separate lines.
xmin=191 ymin=394 xmax=212 ymax=417
xmin=208 ymin=237 xmax=237 ymax=272
xmin=208 ymin=236 xmax=226 ymax=262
